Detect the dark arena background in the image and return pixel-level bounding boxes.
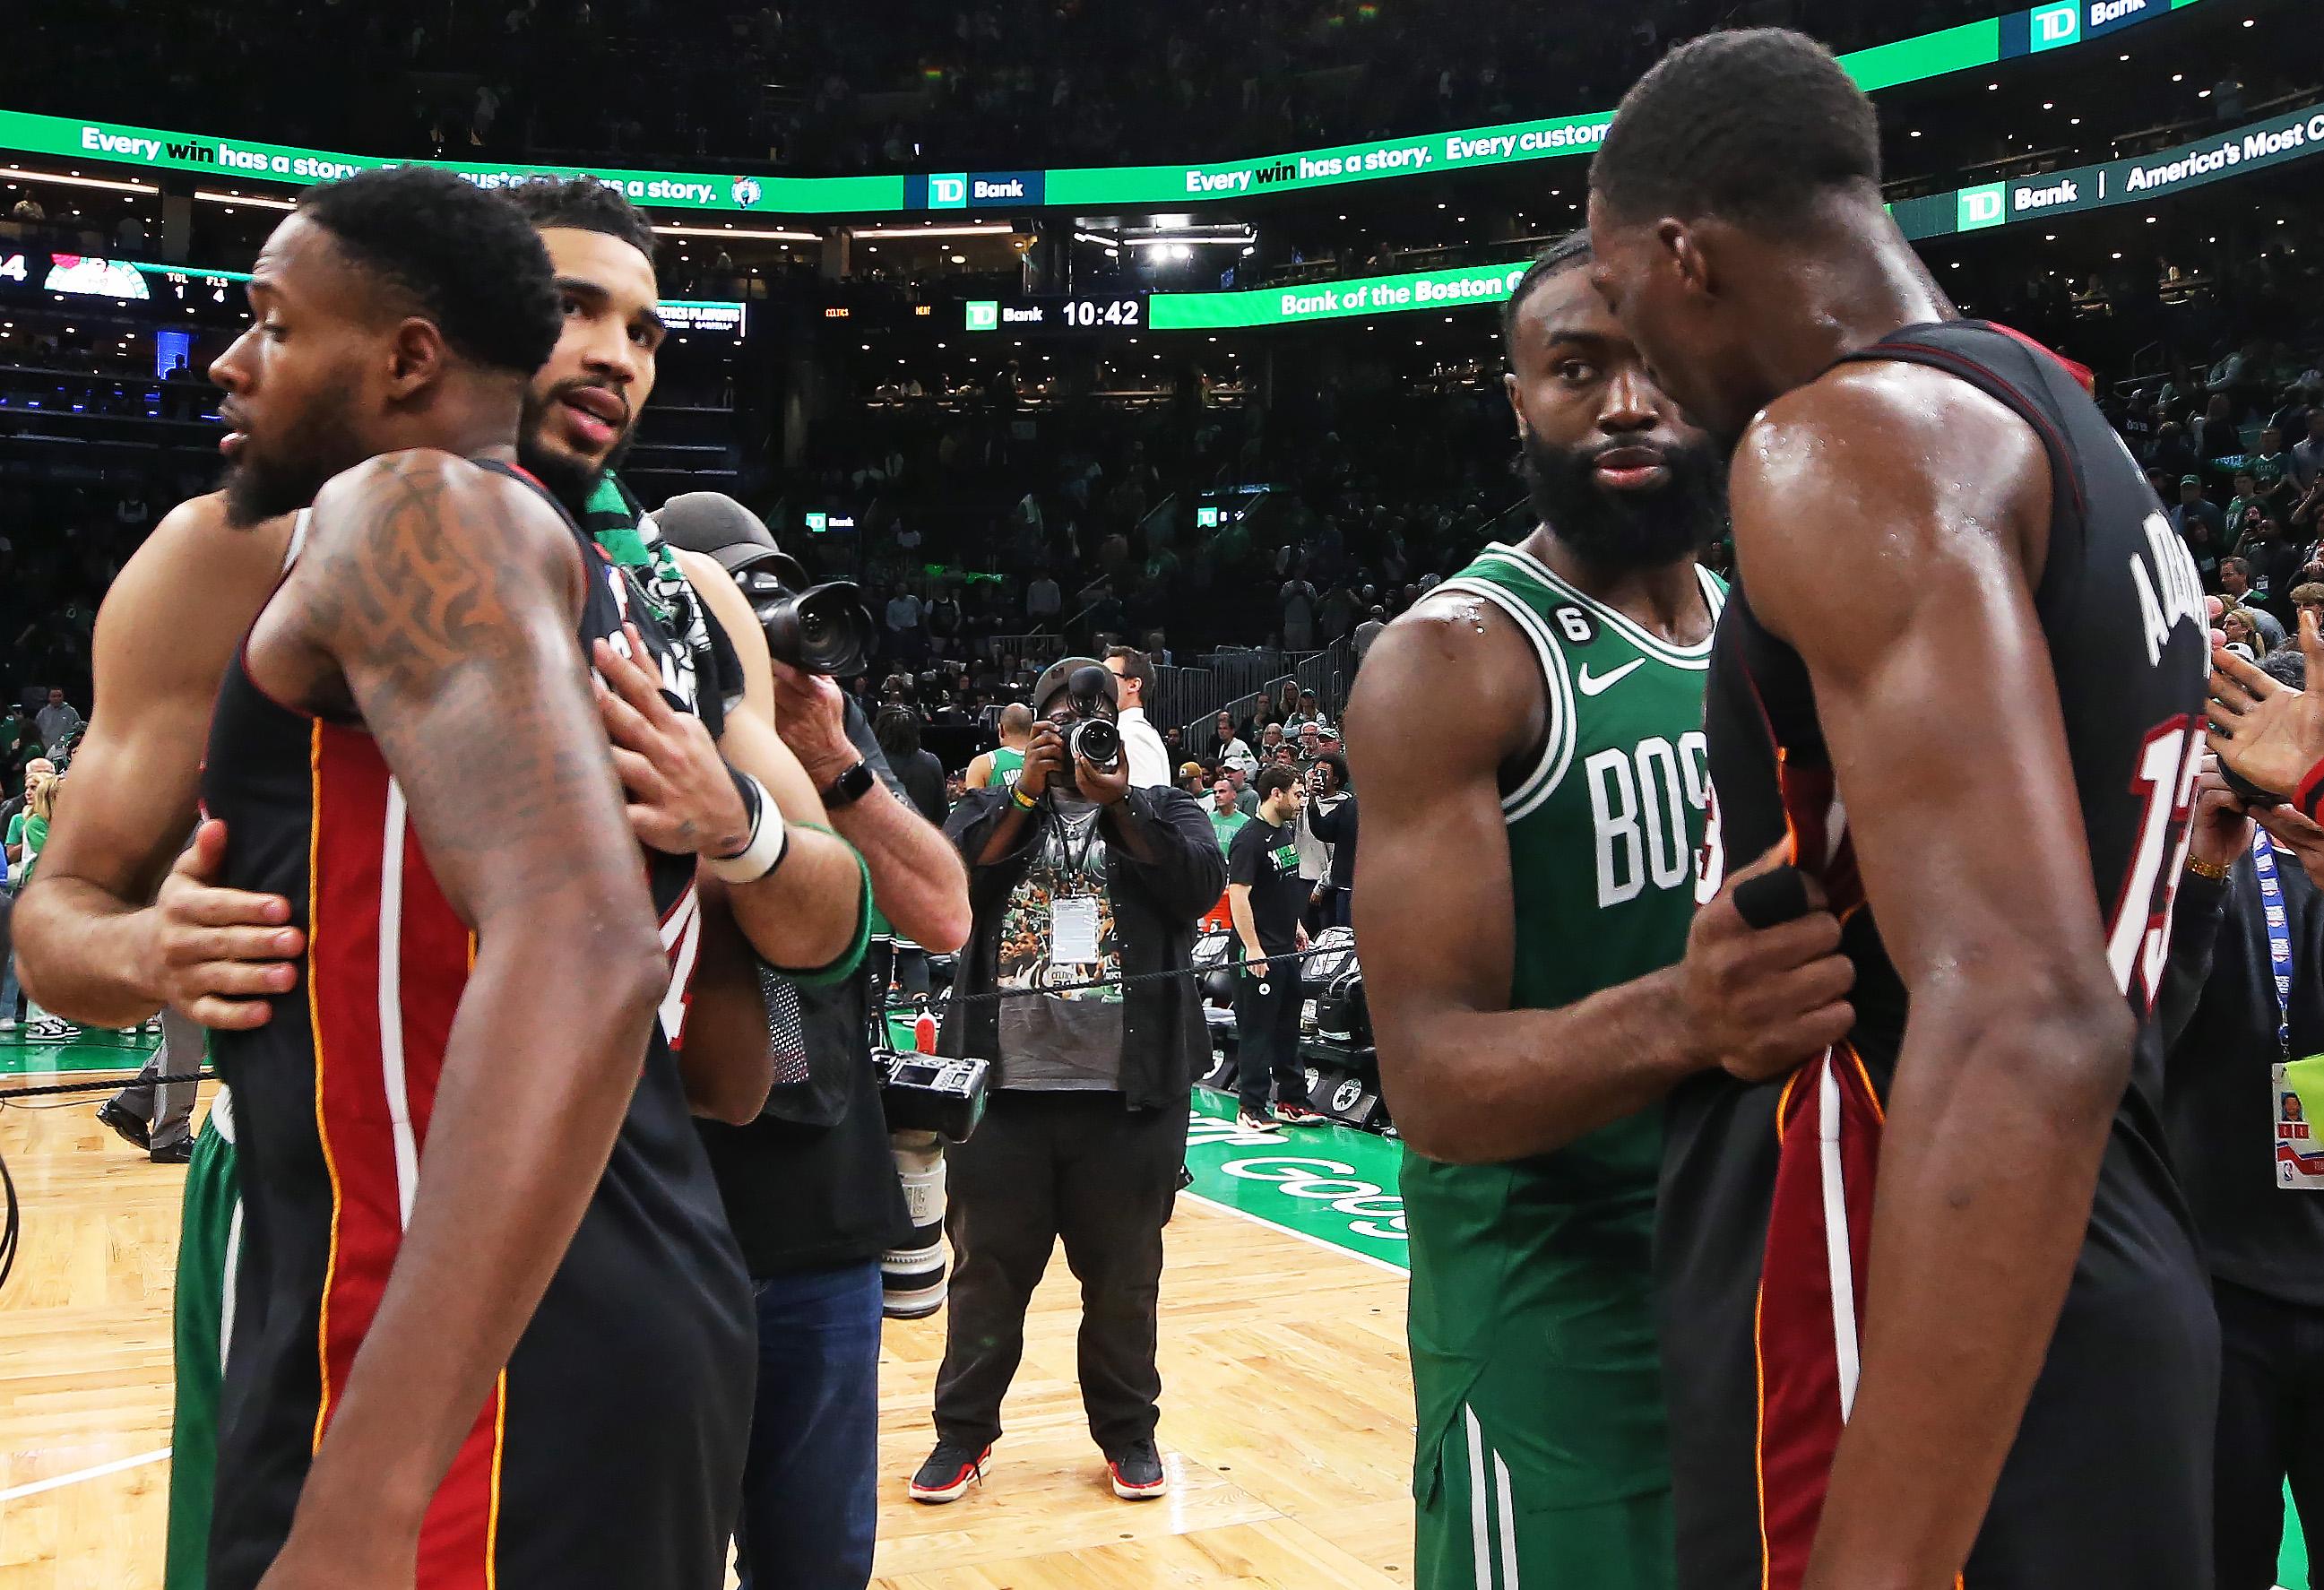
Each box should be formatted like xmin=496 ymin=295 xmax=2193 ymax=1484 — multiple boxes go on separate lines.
xmin=1 ymin=0 xmax=2320 ymax=1585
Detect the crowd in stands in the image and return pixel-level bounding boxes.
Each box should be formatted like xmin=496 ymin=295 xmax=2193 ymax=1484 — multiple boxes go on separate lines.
xmin=796 ymin=356 xmax=1525 ymax=696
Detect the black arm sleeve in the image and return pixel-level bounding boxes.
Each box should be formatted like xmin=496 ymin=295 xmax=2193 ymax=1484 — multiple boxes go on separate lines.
xmin=1106 ymin=786 xmax=1228 ymax=922
xmin=2157 ymin=869 xmax=2233 ymax=1054
xmin=1308 ymin=796 xmax=1350 ymax=845
xmin=945 ymin=785 xmax=1044 ymax=874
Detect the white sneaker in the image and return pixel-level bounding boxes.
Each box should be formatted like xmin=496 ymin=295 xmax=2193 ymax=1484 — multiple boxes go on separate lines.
xmin=25 ymin=1016 xmax=81 ymax=1043
xmin=0 ymin=1017 xmax=16 ymax=1033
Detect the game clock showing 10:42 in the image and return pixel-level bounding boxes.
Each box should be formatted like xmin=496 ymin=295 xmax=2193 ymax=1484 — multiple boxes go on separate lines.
xmin=963 ymin=293 xmax=1146 ymax=335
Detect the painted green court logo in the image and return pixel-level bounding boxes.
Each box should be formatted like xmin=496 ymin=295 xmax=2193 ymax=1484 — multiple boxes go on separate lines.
xmin=1957 ymin=182 xmax=2007 ymax=230
xmin=964 ymin=300 xmax=999 ymax=331
xmin=1181 ymin=1093 xmax=1409 ymax=1268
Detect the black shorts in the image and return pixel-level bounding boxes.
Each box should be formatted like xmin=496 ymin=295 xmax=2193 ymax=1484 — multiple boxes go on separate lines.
xmin=1658 ymin=1054 xmax=2218 ymax=1590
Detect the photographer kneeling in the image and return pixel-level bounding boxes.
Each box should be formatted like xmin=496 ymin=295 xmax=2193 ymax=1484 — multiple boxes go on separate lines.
xmin=913 ymin=657 xmax=1225 ymax=1505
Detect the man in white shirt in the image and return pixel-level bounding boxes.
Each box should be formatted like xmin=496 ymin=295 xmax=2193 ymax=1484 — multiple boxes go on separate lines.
xmin=1102 ymin=645 xmax=1174 ymax=789
xmin=1026 ymin=573 xmax=1061 ymax=623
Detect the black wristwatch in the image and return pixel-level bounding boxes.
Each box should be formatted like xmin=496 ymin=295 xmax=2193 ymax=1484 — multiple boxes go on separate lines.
xmin=820 ymin=759 xmax=877 ymax=809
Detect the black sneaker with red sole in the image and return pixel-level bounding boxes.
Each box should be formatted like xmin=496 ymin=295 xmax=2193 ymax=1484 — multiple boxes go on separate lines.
xmin=908 ymin=1440 xmax=991 ymax=1503
xmin=1106 ymin=1439 xmax=1169 ymax=1499
xmin=1275 ymin=1102 xmax=1327 ymax=1127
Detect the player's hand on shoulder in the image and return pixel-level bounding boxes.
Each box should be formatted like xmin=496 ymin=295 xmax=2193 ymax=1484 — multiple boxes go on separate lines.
xmin=1679 ymin=841 xmax=1855 ymax=1084
xmin=142 ymin=819 xmax=302 ymax=1029
xmin=592 ymin=622 xmax=751 ymax=859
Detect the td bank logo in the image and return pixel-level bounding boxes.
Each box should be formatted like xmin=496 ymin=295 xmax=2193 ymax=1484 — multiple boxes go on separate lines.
xmin=928 ymin=173 xmax=968 ymax=209
xmin=1957 ymin=182 xmax=2007 ymax=231
xmin=2031 ymin=3 xmax=2080 ymax=49
xmin=964 ymin=300 xmax=999 ymax=331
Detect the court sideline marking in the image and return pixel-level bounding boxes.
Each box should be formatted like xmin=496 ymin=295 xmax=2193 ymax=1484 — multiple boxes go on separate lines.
xmin=0 ymin=1447 xmax=172 ymax=1502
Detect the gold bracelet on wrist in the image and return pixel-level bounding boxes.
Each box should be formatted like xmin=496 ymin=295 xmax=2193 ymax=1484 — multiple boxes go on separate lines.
xmin=2186 ymin=855 xmax=2233 ymax=881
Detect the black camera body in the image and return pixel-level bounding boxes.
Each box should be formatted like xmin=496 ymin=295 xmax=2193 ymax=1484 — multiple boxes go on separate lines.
xmin=876 ymin=1050 xmax=989 ymax=1142
xmin=1067 ymin=716 xmax=1122 ymax=771
xmin=737 ymin=562 xmax=876 ymax=677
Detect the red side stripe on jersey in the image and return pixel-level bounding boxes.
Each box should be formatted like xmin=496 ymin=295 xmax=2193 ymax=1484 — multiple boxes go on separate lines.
xmin=311 ymin=723 xmax=397 ymax=1456
xmin=309 ymin=723 xmax=497 ymax=1587
xmin=1755 ymin=1045 xmax=1882 ymax=1590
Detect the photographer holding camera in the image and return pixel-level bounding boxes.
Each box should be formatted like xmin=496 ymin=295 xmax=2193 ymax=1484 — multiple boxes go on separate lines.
xmin=652 ymin=493 xmax=972 ymax=1590
xmin=914 ymin=657 xmax=1225 ymax=1507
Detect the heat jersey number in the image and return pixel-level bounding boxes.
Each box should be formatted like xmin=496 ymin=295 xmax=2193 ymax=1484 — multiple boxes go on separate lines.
xmin=2106 ymin=716 xmax=2203 ymax=1012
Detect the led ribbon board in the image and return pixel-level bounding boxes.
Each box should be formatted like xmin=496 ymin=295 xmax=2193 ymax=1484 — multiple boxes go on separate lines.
xmin=1143 ymin=99 xmax=2324 ymax=330
xmin=0 ymin=0 xmax=2211 ymax=215
xmin=1893 ymin=102 xmax=2324 ymax=238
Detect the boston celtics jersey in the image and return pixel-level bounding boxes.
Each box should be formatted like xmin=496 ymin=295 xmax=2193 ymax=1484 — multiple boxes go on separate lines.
xmin=1403 ymin=540 xmax=1723 ymax=1524
xmin=990 ymin=745 xmax=1024 ymax=789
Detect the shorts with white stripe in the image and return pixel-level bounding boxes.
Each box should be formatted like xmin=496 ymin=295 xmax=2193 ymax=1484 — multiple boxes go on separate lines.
xmin=1413 ymin=1404 xmax=1673 ymax=1590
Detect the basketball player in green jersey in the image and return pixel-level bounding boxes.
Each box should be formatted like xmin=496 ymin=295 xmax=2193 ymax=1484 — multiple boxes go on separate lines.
xmin=1346 ymin=235 xmax=1856 ymax=1590
xmin=967 ymin=702 xmax=1033 ymax=791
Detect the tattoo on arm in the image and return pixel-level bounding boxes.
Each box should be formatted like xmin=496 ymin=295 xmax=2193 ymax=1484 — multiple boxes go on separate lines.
xmin=295 ymin=454 xmax=619 ymax=912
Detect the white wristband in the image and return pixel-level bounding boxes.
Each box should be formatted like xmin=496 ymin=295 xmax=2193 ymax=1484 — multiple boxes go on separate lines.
xmin=705 ymin=773 xmax=791 ymax=884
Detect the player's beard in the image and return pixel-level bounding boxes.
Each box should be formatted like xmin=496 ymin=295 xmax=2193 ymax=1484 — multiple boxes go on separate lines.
xmin=220 ymin=389 xmax=367 ymax=531
xmin=518 ymin=383 xmax=636 ymax=518
xmin=1519 ymin=428 xmax=1727 ymax=575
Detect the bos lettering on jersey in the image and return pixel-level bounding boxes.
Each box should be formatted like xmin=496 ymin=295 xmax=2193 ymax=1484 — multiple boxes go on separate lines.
xmin=1586 ymin=731 xmax=1709 ymax=907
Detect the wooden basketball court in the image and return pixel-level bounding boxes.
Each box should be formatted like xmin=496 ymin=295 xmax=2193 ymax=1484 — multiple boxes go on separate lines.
xmin=0 ymin=1067 xmax=1417 ymax=1589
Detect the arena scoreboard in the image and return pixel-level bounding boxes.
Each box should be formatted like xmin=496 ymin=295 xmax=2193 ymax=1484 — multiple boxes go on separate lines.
xmin=961 ymin=292 xmax=1147 ymax=335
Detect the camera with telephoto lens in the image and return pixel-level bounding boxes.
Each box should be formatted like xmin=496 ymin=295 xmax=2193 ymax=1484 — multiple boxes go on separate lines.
xmin=1067 ymin=718 xmax=1121 ymax=771
xmin=737 ymin=563 xmax=875 ymax=678
xmin=1061 ymin=664 xmax=1121 ymax=770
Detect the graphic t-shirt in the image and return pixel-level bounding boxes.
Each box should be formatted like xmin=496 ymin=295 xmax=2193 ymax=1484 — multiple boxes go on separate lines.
xmin=1228 ymin=817 xmax=1305 ymax=956
xmin=995 ymin=799 xmax=1124 ymax=1091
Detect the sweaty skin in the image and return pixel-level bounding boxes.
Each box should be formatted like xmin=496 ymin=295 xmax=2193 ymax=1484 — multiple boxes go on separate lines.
xmin=1589 ymin=186 xmax=2142 ymax=1590
xmin=15 ymin=494 xmax=303 ymax=1029
xmin=242 ymin=447 xmax=672 ymax=1590
xmin=1347 ymin=264 xmax=1853 ymax=1166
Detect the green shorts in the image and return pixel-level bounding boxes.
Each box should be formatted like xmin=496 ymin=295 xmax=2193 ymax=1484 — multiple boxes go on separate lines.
xmin=1413 ymin=1402 xmax=1673 ymax=1590
xmin=166 ymin=1088 xmax=239 ymax=1590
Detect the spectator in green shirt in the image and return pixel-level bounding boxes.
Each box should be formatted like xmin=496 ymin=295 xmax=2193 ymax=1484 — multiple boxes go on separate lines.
xmin=1207 ymin=777 xmax=1249 ymax=852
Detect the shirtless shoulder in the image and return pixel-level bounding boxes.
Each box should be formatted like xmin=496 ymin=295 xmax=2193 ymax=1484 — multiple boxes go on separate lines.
xmin=93 ymin=491 xmax=298 ymax=725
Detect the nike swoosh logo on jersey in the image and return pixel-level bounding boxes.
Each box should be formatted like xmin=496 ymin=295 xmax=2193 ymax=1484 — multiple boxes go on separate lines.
xmin=1576 ymin=659 xmax=1646 ymax=696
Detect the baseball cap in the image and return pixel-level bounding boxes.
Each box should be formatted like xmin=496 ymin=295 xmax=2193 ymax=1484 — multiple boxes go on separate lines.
xmin=650 ymin=491 xmax=808 ymax=591
xmin=2180 ymin=473 xmax=2203 ymax=487
xmin=1030 ymin=655 xmax=1118 ymax=713
xmin=1179 ymin=760 xmax=1208 ymax=780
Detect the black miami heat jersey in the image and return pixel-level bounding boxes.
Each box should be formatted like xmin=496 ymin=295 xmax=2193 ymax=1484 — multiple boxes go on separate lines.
xmin=200 ymin=459 xmax=753 ymax=1590
xmin=1663 ymin=322 xmax=2217 ymax=1590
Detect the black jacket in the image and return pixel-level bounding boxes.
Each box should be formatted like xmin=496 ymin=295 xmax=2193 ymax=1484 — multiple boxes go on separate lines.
xmin=942 ymin=783 xmax=1225 ymax=1110
xmin=1308 ymin=792 xmax=1358 ymax=890
xmin=2159 ymin=851 xmax=2324 ymax=1309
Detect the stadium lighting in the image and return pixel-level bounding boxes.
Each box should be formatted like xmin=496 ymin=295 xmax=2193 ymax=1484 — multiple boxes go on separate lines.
xmin=655 ymin=223 xmax=819 ymax=241
xmin=195 ymin=190 xmax=296 ymax=210
xmin=852 ymin=224 xmax=1015 ymax=238
xmin=2 ymin=168 xmax=158 ymax=194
